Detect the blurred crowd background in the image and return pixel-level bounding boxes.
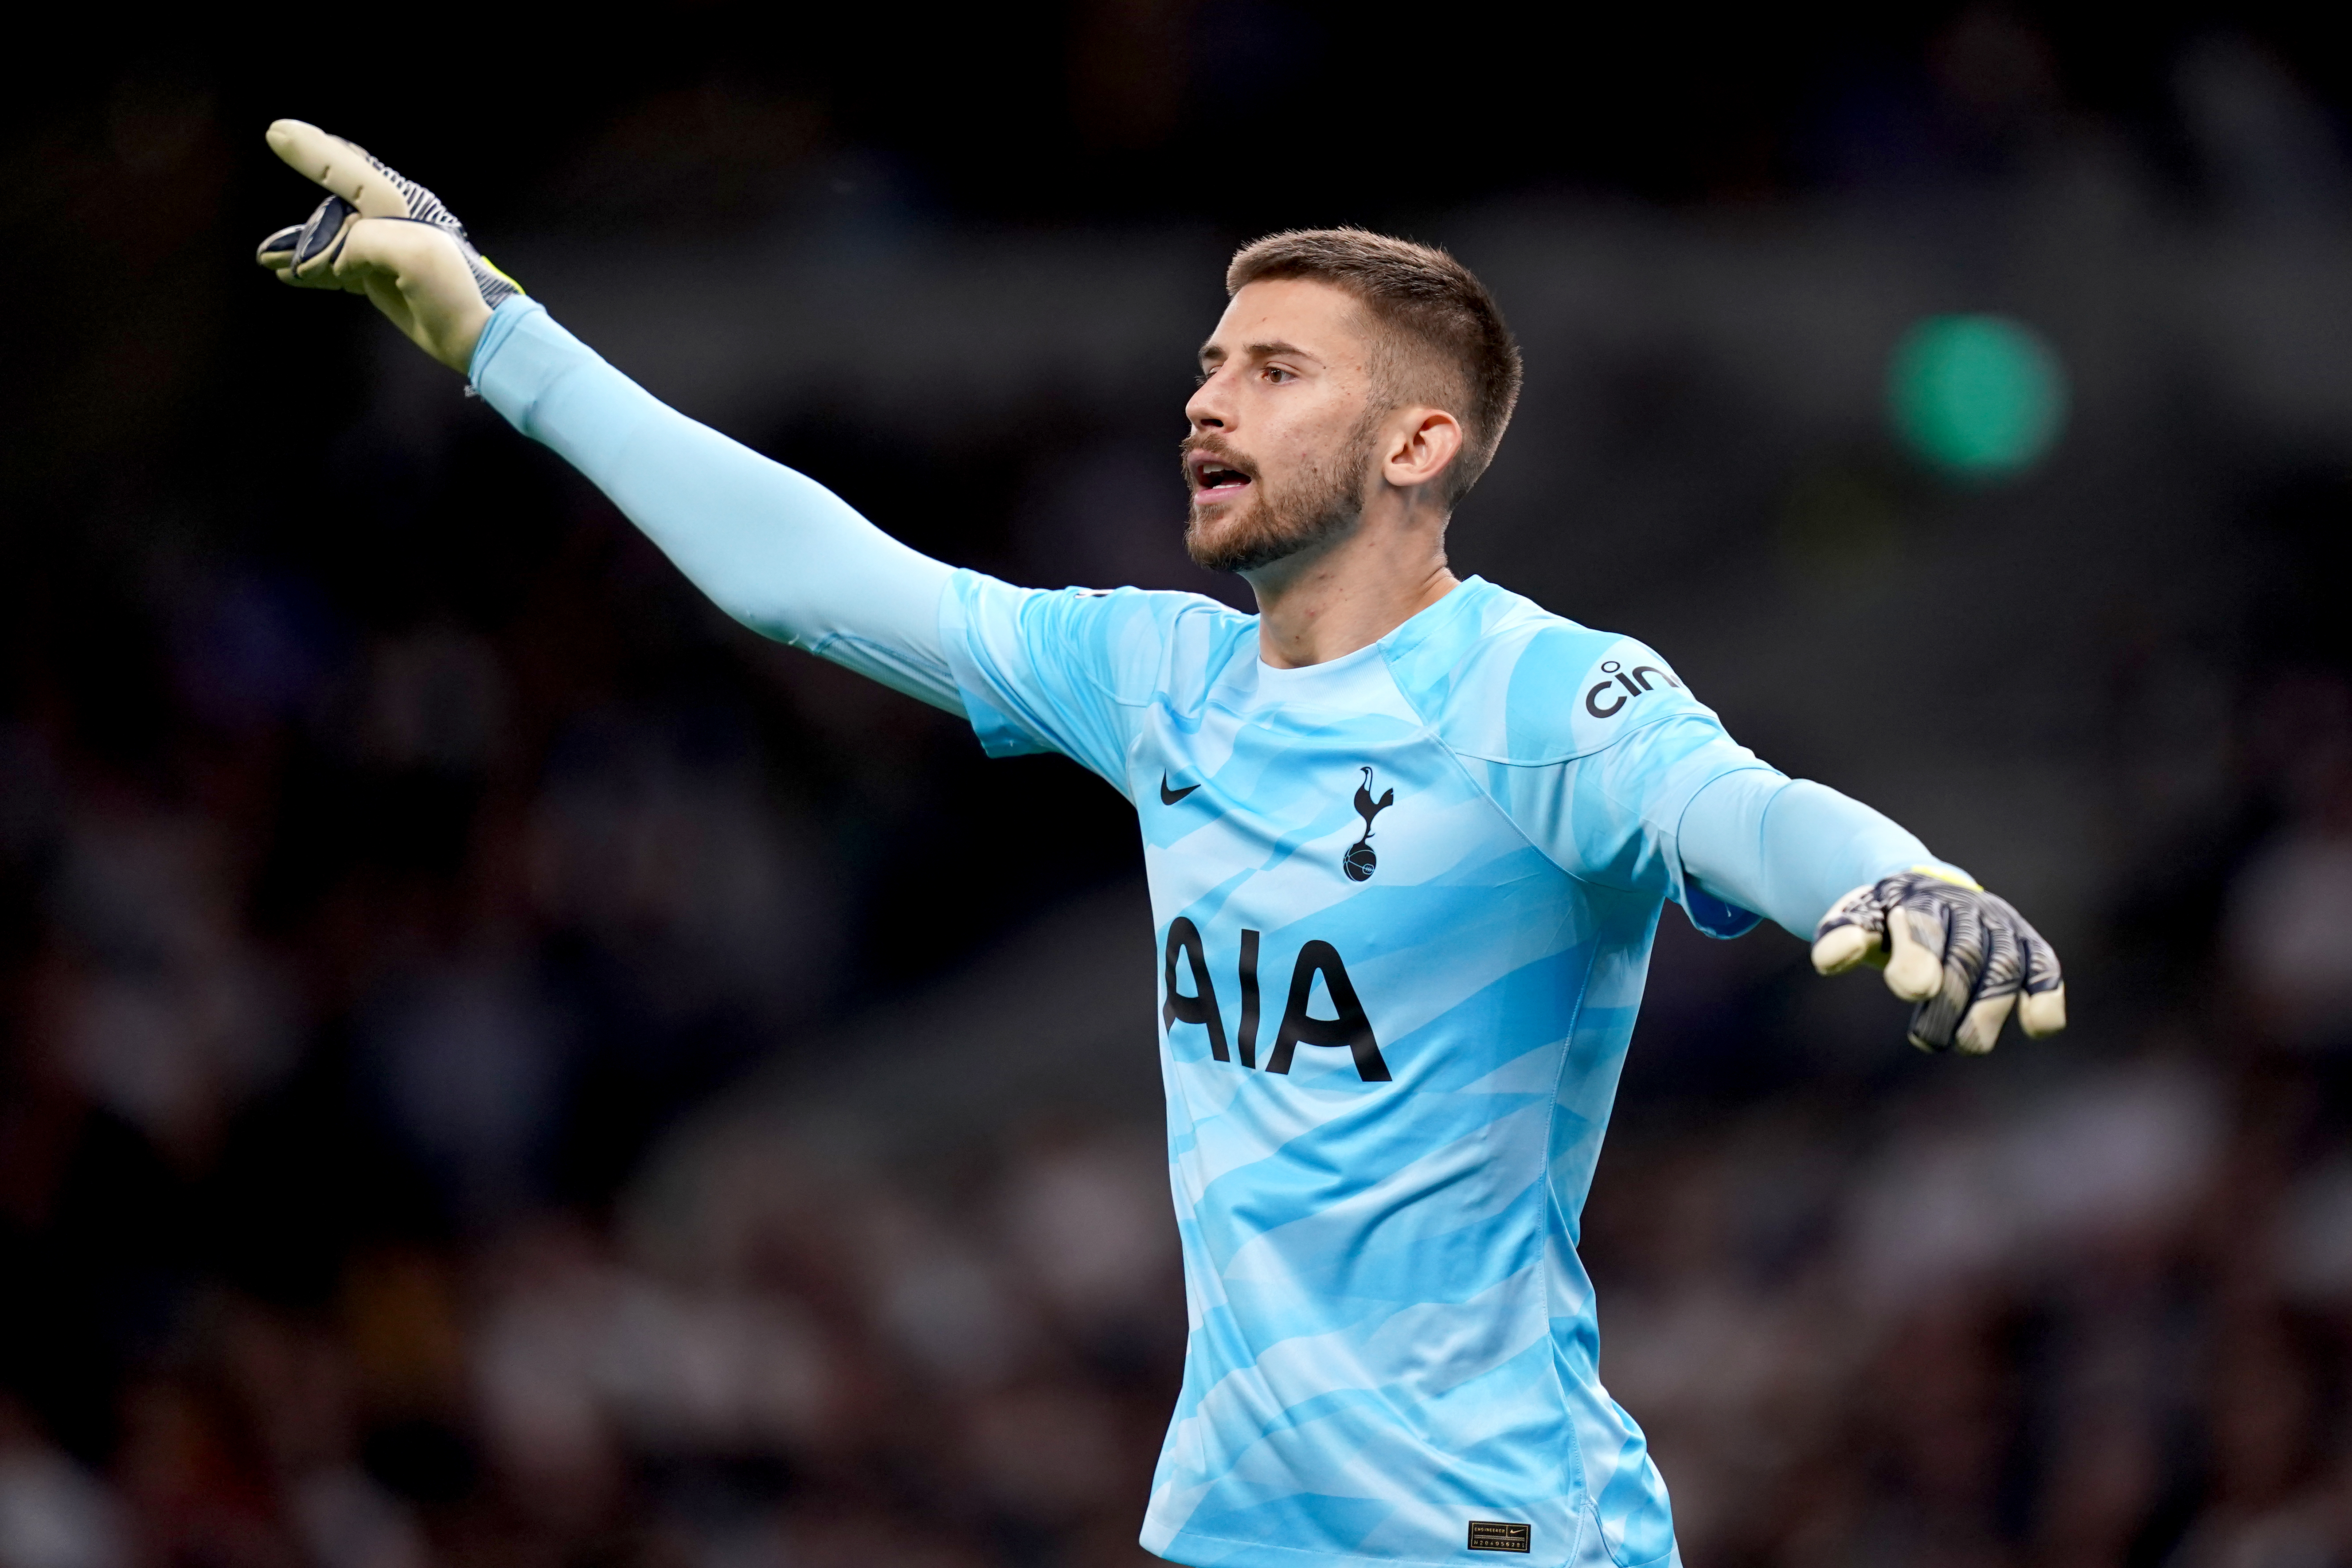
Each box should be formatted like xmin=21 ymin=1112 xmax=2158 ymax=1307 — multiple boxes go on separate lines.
xmin=8 ymin=4 xmax=2352 ymax=1566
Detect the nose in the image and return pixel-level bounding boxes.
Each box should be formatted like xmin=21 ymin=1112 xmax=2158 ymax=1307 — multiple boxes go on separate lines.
xmin=1185 ymin=368 xmax=1230 ymax=433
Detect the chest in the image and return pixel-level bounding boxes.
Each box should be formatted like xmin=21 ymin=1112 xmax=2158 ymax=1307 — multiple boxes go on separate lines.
xmin=1129 ymin=680 xmax=1591 ymax=1092
xmin=1129 ymin=681 xmax=1548 ymax=935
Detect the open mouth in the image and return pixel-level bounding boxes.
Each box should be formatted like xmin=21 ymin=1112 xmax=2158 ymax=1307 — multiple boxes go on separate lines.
xmin=1187 ymin=450 xmax=1255 ymax=501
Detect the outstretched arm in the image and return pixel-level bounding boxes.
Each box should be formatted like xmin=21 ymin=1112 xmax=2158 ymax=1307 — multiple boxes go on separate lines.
xmin=254 ymin=120 xmax=959 ymax=710
xmin=1678 ymin=769 xmax=2067 ymax=1055
xmin=468 ymin=302 xmax=957 ymax=706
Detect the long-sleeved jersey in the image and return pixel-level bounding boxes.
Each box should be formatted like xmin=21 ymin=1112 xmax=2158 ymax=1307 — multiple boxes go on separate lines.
xmin=471 ymin=298 xmax=1946 ymax=1568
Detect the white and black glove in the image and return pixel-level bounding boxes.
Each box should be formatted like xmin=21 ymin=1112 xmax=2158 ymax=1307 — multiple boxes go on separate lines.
xmin=254 ymin=120 xmax=522 ymax=371
xmin=1810 ymin=869 xmax=2067 ymax=1054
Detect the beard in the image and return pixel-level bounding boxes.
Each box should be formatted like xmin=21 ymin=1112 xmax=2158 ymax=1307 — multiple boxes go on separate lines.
xmin=1181 ymin=413 xmax=1384 ymax=575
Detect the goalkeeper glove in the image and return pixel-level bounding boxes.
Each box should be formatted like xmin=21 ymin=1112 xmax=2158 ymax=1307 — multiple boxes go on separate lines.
xmin=254 ymin=120 xmax=523 ymax=372
xmin=1810 ymin=868 xmax=2067 ymax=1054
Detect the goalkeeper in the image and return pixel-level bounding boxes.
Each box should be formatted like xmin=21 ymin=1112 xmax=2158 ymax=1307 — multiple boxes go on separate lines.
xmin=257 ymin=121 xmax=2063 ymax=1568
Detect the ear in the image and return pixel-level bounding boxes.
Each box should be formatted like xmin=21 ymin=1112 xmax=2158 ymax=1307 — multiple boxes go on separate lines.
xmin=1380 ymin=409 xmax=1465 ymax=493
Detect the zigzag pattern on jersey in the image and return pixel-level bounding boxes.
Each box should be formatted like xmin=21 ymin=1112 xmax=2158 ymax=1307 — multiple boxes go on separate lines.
xmin=942 ymin=573 xmax=1735 ymax=1568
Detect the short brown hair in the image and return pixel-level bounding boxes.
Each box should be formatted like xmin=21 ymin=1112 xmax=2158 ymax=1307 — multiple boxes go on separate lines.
xmin=1226 ymin=228 xmax=1523 ymax=503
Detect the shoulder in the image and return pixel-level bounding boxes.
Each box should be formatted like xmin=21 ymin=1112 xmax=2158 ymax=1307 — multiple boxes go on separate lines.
xmin=949 ymin=573 xmax=1256 ymax=705
xmin=1384 ymin=580 xmax=1719 ymax=764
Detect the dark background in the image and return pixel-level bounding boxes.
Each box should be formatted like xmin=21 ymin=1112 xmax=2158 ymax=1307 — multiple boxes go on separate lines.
xmin=6 ymin=5 xmax=2352 ymax=1565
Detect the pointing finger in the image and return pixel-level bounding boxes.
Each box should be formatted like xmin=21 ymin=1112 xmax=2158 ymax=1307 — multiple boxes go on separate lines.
xmin=264 ymin=120 xmax=411 ymax=218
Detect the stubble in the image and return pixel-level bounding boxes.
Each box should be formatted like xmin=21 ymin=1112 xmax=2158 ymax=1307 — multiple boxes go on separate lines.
xmin=1181 ymin=409 xmax=1387 ymax=575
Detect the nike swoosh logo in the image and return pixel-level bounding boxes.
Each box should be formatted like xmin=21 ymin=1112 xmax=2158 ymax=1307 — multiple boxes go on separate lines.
xmin=1160 ymin=773 xmax=1201 ymax=806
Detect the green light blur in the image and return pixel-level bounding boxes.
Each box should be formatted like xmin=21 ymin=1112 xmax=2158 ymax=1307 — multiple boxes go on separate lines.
xmin=1887 ymin=314 xmax=2068 ymax=479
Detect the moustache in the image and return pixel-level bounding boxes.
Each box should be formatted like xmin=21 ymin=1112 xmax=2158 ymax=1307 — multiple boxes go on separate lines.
xmin=1180 ymin=433 xmax=1259 ymax=486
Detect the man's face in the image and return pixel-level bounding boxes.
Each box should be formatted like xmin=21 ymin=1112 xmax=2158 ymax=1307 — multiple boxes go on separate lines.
xmin=1182 ymin=278 xmax=1388 ymax=575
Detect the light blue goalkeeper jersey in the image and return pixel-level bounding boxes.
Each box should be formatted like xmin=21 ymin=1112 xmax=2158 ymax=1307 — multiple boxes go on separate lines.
xmin=941 ymin=571 xmax=1767 ymax=1568
xmin=468 ymin=297 xmax=1949 ymax=1568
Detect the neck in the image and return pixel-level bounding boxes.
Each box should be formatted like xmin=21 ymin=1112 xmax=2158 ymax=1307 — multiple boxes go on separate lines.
xmin=1244 ymin=497 xmax=1459 ymax=668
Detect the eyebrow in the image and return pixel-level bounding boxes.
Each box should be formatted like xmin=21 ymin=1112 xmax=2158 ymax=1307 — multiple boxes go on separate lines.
xmin=1198 ymin=338 xmax=1319 ymax=366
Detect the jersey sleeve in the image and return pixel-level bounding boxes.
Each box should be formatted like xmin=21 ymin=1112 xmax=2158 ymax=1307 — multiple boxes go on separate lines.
xmin=1427 ymin=618 xmax=1780 ymax=934
xmin=936 ymin=570 xmax=1248 ymax=799
xmin=1678 ymin=772 xmax=1970 ymax=940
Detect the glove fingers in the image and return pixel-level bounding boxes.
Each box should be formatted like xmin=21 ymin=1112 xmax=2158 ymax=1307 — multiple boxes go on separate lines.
xmin=1826 ymin=871 xmax=2067 ymax=1056
xmin=294 ymin=196 xmax=356 ymax=266
xmin=1882 ymin=898 xmax=1947 ymax=1002
xmin=2017 ymin=925 xmax=2067 ymax=1036
xmin=1906 ymin=966 xmax=1977 ymax=1050
xmin=1951 ymin=917 xmax=2022 ymax=1054
xmin=1811 ymin=922 xmax=1876 ymax=976
xmin=1811 ymin=883 xmax=1886 ymax=975
xmin=1953 ymin=991 xmax=2016 ymax=1055
xmin=1904 ymin=892 xmax=1992 ymax=1050
xmin=265 ymin=119 xmax=413 ymax=218
xmin=2018 ymin=984 xmax=2067 ymax=1036
xmin=279 ymin=197 xmax=364 ymax=289
xmin=255 ymin=223 xmax=302 ymax=270
xmin=2021 ymin=976 xmax=2066 ymax=1033
xmin=1906 ymin=966 xmax=1970 ymax=1050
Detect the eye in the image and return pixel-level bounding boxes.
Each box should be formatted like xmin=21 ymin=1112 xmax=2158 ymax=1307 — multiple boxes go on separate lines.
xmin=1262 ymin=365 xmax=1295 ymax=384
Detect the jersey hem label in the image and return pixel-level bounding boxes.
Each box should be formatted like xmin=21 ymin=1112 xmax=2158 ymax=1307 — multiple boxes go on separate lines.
xmin=1469 ymin=1521 xmax=1534 ymax=1552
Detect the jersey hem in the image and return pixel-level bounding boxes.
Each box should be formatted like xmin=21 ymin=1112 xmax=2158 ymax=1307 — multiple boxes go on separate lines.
xmin=1144 ymin=1525 xmax=1591 ymax=1568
